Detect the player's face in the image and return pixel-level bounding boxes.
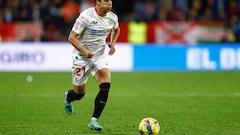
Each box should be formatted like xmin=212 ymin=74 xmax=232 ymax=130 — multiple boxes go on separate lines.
xmin=98 ymin=0 xmax=112 ymax=13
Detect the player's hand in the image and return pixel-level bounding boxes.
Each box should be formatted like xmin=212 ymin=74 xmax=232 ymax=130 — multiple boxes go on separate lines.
xmin=83 ymin=49 xmax=94 ymax=58
xmin=108 ymin=44 xmax=115 ymax=55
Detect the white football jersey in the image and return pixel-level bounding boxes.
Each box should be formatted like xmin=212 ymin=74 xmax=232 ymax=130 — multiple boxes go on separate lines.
xmin=71 ymin=7 xmax=119 ymax=57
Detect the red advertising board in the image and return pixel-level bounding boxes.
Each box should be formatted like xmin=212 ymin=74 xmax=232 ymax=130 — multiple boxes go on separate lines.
xmin=0 ymin=22 xmax=42 ymax=42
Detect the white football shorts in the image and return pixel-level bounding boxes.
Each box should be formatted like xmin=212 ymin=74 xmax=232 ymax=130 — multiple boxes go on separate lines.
xmin=72 ymin=54 xmax=109 ymax=86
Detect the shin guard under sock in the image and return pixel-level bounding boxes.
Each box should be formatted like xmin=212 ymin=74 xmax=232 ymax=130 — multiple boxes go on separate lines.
xmin=67 ymin=89 xmax=85 ymax=102
xmin=92 ymin=83 xmax=110 ymax=118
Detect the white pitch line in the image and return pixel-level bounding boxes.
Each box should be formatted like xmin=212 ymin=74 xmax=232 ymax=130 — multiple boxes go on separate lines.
xmin=0 ymin=92 xmax=240 ymax=98
xmin=111 ymin=92 xmax=240 ymax=97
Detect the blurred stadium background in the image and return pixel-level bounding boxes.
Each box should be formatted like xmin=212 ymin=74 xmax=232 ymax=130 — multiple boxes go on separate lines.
xmin=0 ymin=0 xmax=240 ymax=71
xmin=0 ymin=0 xmax=240 ymax=43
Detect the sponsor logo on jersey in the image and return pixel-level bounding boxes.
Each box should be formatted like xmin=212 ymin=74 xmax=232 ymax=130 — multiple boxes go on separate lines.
xmin=89 ymin=29 xmax=111 ymax=35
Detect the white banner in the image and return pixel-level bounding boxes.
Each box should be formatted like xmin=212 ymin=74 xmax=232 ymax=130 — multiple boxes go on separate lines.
xmin=0 ymin=42 xmax=132 ymax=71
xmin=106 ymin=43 xmax=133 ymax=71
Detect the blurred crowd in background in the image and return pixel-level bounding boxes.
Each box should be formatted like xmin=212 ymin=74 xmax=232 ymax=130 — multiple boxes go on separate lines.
xmin=0 ymin=0 xmax=240 ymax=42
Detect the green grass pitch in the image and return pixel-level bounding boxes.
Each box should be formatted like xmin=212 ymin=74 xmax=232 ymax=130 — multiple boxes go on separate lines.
xmin=0 ymin=71 xmax=240 ymax=135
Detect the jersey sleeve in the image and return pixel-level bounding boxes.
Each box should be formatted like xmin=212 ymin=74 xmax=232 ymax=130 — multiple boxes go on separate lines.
xmin=72 ymin=13 xmax=89 ymax=34
xmin=112 ymin=13 xmax=119 ymax=30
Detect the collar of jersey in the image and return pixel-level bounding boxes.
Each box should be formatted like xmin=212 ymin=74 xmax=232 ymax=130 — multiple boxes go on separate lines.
xmin=95 ymin=7 xmax=105 ymax=17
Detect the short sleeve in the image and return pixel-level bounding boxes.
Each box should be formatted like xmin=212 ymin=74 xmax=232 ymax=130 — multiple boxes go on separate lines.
xmin=113 ymin=14 xmax=119 ymax=30
xmin=72 ymin=14 xmax=88 ymax=34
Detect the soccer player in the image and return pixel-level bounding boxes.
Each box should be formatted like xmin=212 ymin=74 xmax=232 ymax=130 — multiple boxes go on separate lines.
xmin=64 ymin=0 xmax=120 ymax=132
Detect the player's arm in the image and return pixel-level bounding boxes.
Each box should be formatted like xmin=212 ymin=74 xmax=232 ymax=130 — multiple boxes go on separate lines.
xmin=108 ymin=26 xmax=120 ymax=55
xmin=68 ymin=31 xmax=94 ymax=58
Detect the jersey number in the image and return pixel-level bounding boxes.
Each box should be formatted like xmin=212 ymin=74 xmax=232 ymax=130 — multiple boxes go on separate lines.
xmin=76 ymin=67 xmax=86 ymax=77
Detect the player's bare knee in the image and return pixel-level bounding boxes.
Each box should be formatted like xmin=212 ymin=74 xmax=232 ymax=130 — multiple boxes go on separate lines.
xmin=74 ymin=85 xmax=86 ymax=94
